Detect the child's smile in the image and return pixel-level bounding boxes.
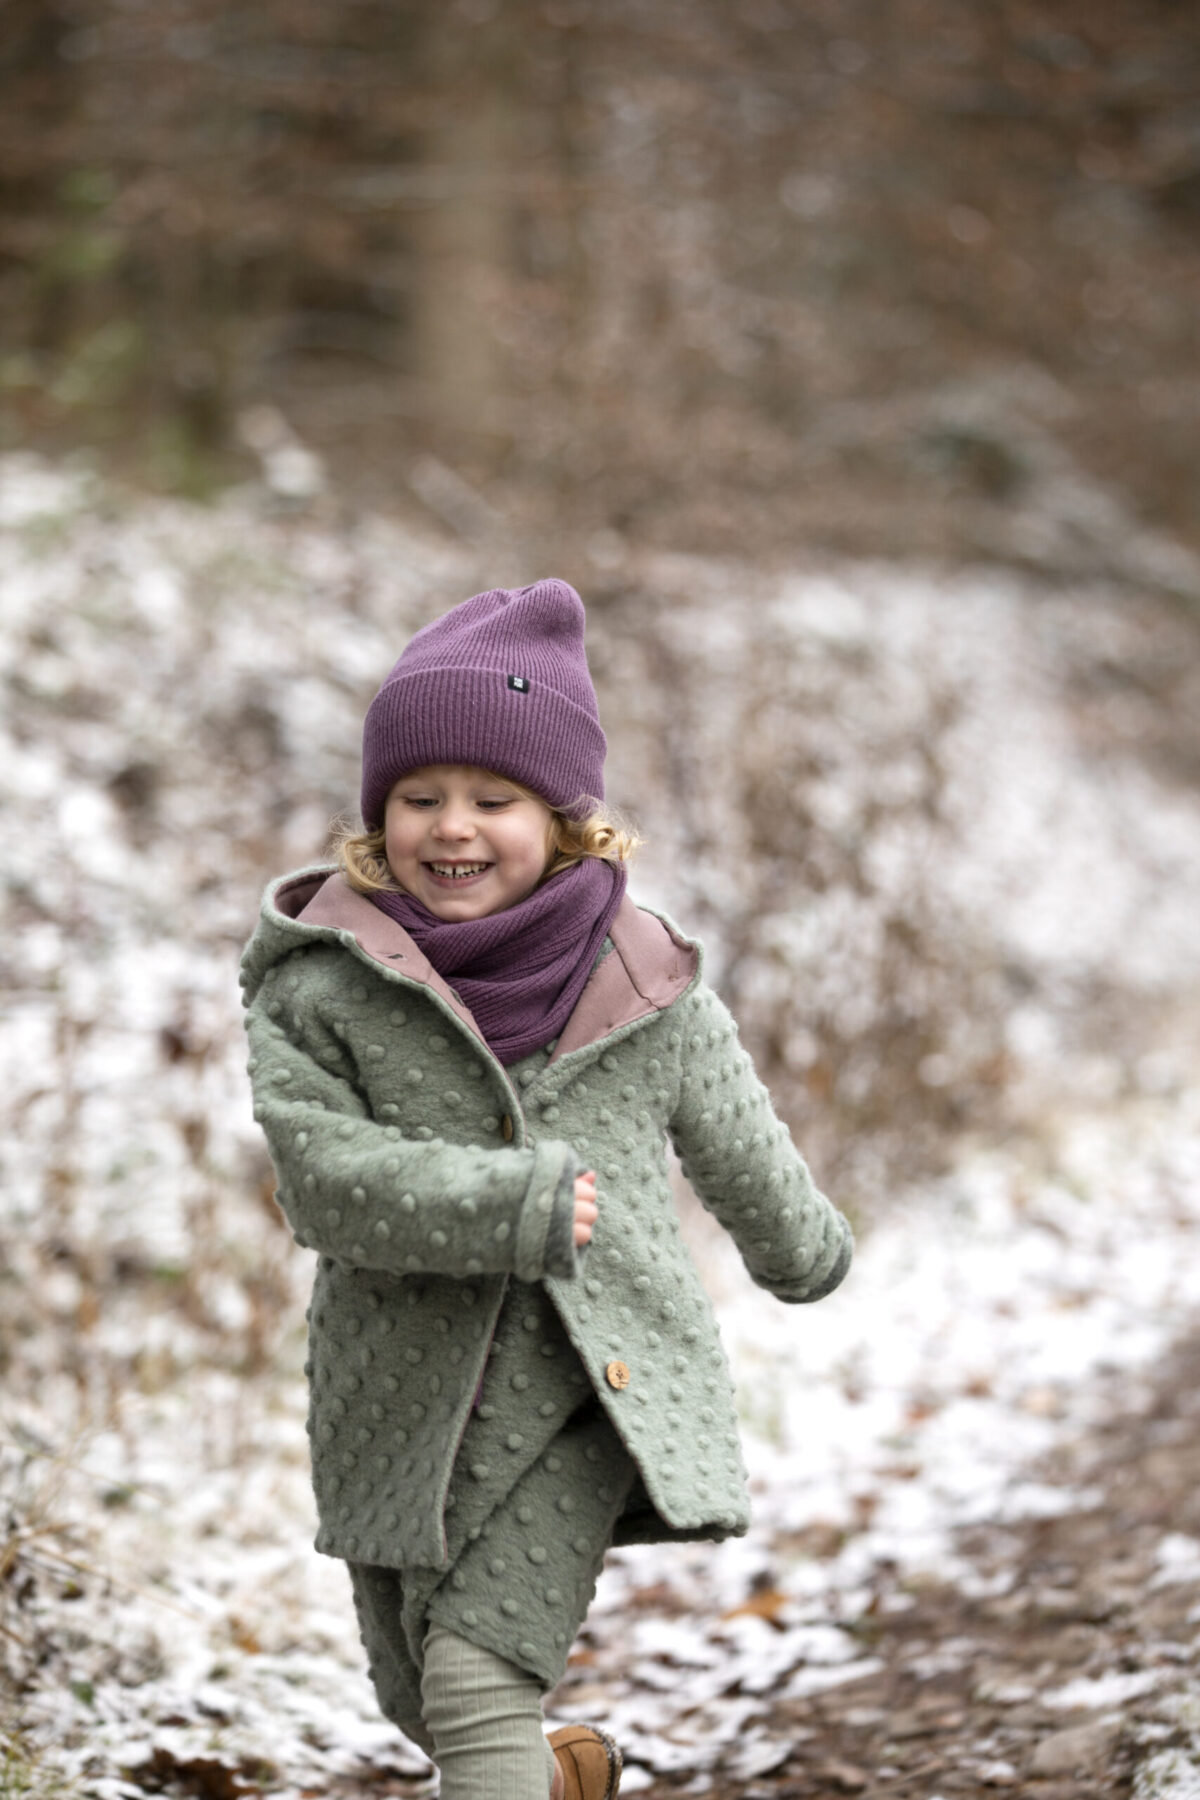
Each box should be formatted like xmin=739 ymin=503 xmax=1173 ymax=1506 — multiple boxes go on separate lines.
xmin=384 ymin=764 xmax=555 ymax=921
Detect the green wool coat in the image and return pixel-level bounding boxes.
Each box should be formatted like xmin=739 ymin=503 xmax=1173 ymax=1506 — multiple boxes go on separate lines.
xmin=240 ymin=868 xmax=852 ymax=1577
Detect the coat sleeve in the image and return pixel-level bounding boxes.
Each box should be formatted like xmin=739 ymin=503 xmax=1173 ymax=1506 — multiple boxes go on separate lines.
xmin=667 ymin=982 xmax=852 ymax=1304
xmin=244 ymin=972 xmax=582 ymax=1285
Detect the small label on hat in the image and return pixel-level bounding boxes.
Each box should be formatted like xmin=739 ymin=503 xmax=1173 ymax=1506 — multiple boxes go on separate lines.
xmin=507 ymin=674 xmax=531 ymax=692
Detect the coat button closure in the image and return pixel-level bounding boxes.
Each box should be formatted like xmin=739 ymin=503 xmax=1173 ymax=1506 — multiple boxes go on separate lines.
xmin=501 ymin=1114 xmax=514 ymax=1142
xmin=605 ymin=1360 xmax=631 ymax=1390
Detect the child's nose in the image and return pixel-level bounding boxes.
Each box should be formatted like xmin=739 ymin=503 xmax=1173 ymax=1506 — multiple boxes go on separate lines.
xmin=433 ymin=805 xmax=476 ymax=840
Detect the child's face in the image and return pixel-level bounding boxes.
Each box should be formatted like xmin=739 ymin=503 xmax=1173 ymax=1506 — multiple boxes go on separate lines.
xmin=384 ymin=764 xmax=556 ymax=921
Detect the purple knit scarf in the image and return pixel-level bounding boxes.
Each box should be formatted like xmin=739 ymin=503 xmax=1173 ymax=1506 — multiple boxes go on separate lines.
xmin=369 ymin=858 xmax=627 ymax=1064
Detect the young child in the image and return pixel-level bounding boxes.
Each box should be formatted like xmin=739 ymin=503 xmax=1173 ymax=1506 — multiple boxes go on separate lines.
xmin=241 ymin=580 xmax=852 ymax=1800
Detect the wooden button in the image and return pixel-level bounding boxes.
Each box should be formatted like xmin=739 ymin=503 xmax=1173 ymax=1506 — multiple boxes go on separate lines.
xmin=605 ymin=1360 xmax=631 ymax=1391
xmin=501 ymin=1113 xmax=514 ymax=1141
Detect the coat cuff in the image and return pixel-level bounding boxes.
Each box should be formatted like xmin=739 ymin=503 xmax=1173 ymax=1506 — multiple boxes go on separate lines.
xmin=753 ymin=1223 xmax=853 ymax=1305
xmin=514 ymin=1140 xmax=582 ymax=1282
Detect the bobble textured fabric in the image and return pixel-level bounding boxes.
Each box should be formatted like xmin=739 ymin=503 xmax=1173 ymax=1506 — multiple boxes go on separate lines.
xmin=360 ymin=579 xmax=607 ymax=829
xmin=349 ymin=1377 xmax=637 ymax=1702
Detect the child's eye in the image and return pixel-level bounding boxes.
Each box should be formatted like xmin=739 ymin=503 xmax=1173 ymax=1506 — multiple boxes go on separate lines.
xmin=477 ymin=798 xmax=513 ymax=811
xmin=402 ymin=796 xmax=438 ymax=808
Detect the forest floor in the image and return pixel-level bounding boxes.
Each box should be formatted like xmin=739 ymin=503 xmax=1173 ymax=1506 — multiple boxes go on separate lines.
xmin=4 ymin=457 xmax=1200 ymax=1800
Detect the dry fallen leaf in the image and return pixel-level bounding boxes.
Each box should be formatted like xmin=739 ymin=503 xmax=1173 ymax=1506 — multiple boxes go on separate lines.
xmin=722 ymin=1587 xmax=791 ymax=1625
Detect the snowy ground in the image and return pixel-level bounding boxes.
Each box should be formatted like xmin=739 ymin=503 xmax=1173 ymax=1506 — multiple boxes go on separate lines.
xmin=3 ymin=455 xmax=1200 ymax=1797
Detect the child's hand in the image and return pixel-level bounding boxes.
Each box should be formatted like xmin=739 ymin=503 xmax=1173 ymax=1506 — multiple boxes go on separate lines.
xmin=573 ymin=1170 xmax=598 ymax=1247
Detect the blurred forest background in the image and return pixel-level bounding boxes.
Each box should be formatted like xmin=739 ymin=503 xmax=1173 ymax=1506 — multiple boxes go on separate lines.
xmin=6 ymin=6 xmax=1200 ymax=1796
xmin=3 ymin=0 xmax=1199 ymax=570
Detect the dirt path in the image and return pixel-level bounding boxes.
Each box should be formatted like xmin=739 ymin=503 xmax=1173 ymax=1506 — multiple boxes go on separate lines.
xmin=766 ymin=1345 xmax=1200 ymax=1800
xmin=807 ymin=1334 xmax=1200 ymax=1797
xmin=548 ymin=1330 xmax=1200 ymax=1799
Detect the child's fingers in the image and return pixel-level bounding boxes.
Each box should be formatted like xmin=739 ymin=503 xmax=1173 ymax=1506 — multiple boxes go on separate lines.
xmin=572 ymin=1170 xmax=599 ymax=1245
xmin=573 ymin=1178 xmax=599 ymax=1246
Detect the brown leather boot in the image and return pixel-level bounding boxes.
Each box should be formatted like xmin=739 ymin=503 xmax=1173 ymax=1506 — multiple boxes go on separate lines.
xmin=548 ymin=1723 xmax=622 ymax=1800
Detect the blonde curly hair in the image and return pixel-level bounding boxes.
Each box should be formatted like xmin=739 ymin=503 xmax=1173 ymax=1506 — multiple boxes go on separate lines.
xmin=332 ymin=775 xmax=642 ymax=897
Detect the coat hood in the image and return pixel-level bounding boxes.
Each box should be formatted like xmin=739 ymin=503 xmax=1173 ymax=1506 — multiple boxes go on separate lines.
xmin=240 ymin=866 xmax=701 ymax=1066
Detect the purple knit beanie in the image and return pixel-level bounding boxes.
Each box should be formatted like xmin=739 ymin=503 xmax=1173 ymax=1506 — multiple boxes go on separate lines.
xmin=360 ymin=579 xmax=607 ymax=829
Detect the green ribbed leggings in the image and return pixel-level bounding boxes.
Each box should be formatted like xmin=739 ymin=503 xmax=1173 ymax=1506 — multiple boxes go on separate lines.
xmin=409 ymin=1624 xmax=557 ymax=1800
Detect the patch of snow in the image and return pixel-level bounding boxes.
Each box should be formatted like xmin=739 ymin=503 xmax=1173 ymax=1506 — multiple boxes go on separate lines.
xmin=1154 ymin=1535 xmax=1200 ymax=1588
xmin=1044 ymin=1670 xmax=1164 ymax=1711
xmin=1135 ymin=1748 xmax=1200 ymax=1800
